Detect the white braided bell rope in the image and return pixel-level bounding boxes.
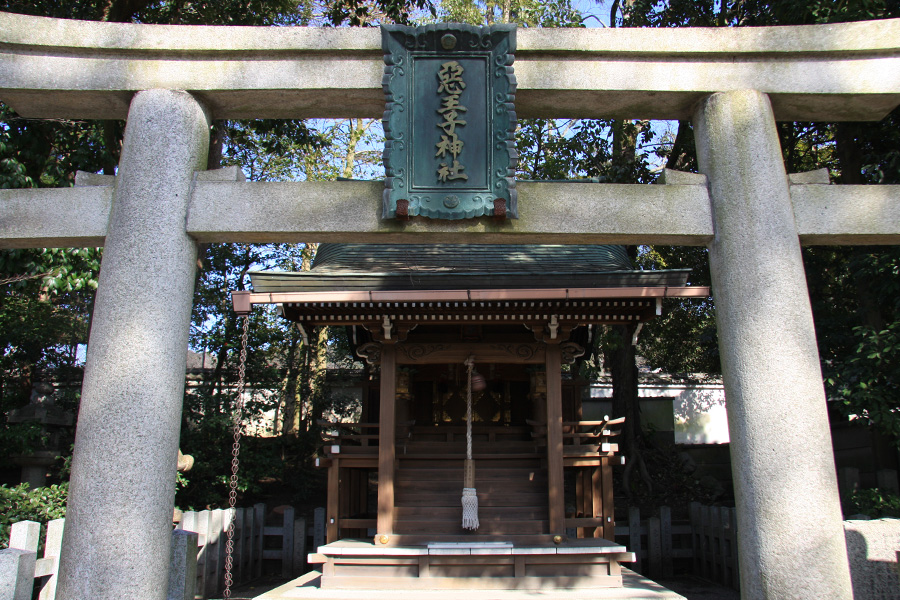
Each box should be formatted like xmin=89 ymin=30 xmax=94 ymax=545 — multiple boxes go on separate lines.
xmin=465 ymin=356 xmax=474 ymax=462
xmin=462 ymin=356 xmax=479 ymax=530
xmin=462 ymin=487 xmax=479 ymax=530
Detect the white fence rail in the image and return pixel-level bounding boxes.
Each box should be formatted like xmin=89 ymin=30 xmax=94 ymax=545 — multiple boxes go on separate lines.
xmin=1 ymin=504 xmax=322 ymax=600
xmin=1 ymin=518 xmax=63 ymax=600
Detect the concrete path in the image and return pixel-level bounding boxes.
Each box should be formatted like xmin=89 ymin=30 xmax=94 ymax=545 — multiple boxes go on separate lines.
xmin=242 ymin=569 xmax=686 ymax=600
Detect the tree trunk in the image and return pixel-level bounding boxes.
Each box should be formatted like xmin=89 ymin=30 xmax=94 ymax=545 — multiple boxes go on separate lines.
xmin=207 ymin=121 xmax=224 ymax=170
xmin=665 ymin=121 xmax=696 ymax=172
xmin=279 ymin=325 xmax=303 ymax=437
xmin=607 ymin=324 xmax=652 ymax=497
xmin=341 ymin=119 xmax=367 ymax=179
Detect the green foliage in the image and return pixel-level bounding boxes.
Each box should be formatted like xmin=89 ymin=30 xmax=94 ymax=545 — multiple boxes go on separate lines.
xmin=637 ymin=244 xmax=719 ymax=375
xmin=0 ymin=100 xmax=103 ymax=472
xmin=827 ymin=321 xmax=900 ymax=446
xmin=614 ymin=2 xmax=900 ymax=454
xmin=2 ymin=0 xmax=898 ymax=515
xmin=849 ymin=488 xmax=900 ymax=518
xmin=0 ymin=483 xmax=68 ymax=549
xmin=221 ymin=120 xmax=328 ymax=181
xmin=0 ymin=0 xmax=369 ymax=508
xmin=620 ymin=436 xmax=724 ymax=509
xmin=0 ymin=103 xmax=122 ymax=187
xmin=0 ymin=0 xmax=312 ymax=25
xmin=439 ymin=0 xmax=582 ymax=26
xmin=325 ymin=0 xmax=435 ymax=25
xmin=617 ymin=0 xmax=900 ymax=28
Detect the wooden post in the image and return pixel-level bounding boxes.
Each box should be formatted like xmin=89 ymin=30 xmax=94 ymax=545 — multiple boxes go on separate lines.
xmin=700 ymin=504 xmax=711 ymax=579
xmin=660 ymin=506 xmax=673 ymax=579
xmin=282 ymin=506 xmax=295 ymax=578
xmin=377 ymin=343 xmax=397 ymax=543
xmin=220 ymin=509 xmax=234 ymax=592
xmin=838 ymin=467 xmax=860 ymax=512
xmin=727 ymin=507 xmax=740 ymax=590
xmin=589 ymin=467 xmax=601 ymax=538
xmin=195 ymin=510 xmax=210 ymax=597
xmin=293 ymin=516 xmax=307 ymax=577
xmin=208 ymin=509 xmax=223 ymax=598
xmin=648 ymin=516 xmax=662 ymax=578
xmin=876 ymin=469 xmax=899 ymax=494
xmin=313 ymin=507 xmax=326 ymax=551
xmin=253 ymin=503 xmax=265 ymax=579
xmin=244 ymin=507 xmax=256 ymax=582
xmin=601 ymin=457 xmax=615 ymax=541
xmin=690 ymin=502 xmax=701 ymax=575
xmin=573 ymin=468 xmax=591 ymax=538
xmin=628 ymin=506 xmax=642 ymax=573
xmin=545 ymin=343 xmax=565 ymax=535
xmin=327 ymin=458 xmax=340 ymax=544
xmin=233 ymin=508 xmax=244 ymax=585
xmin=712 ymin=505 xmax=725 ymax=583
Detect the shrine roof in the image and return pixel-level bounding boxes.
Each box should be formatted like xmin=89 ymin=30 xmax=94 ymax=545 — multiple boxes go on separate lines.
xmin=249 ymin=244 xmax=692 ymax=293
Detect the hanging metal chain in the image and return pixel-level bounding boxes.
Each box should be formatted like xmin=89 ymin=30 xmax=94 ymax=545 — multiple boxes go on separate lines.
xmin=223 ymin=314 xmax=250 ymax=600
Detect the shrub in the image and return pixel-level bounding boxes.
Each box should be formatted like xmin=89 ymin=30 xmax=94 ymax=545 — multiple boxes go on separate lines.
xmin=0 ymin=483 xmax=68 ymax=549
xmin=849 ymin=487 xmax=900 ymax=519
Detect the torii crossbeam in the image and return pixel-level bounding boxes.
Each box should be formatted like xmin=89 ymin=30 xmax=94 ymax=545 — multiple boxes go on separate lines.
xmin=1 ymin=12 xmax=900 ymax=600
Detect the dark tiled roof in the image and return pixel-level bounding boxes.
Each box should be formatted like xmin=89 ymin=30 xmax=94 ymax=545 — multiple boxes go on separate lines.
xmin=249 ymin=244 xmax=692 ymax=293
xmin=310 ymin=244 xmax=634 ymax=273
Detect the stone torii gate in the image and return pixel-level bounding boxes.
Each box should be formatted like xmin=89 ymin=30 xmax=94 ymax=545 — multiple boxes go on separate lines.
xmin=2 ymin=12 xmax=900 ymax=600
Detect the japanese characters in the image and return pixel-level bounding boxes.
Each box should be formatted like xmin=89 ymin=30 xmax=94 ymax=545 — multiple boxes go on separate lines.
xmin=435 ymin=60 xmax=468 ymax=182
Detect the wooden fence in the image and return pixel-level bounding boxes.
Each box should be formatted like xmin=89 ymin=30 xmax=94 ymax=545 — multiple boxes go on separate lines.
xmin=174 ymin=504 xmax=327 ymax=599
xmin=613 ymin=503 xmax=739 ymax=590
xmin=1 ymin=505 xmax=327 ymax=600
xmin=4 ymin=504 xmax=739 ymax=596
xmin=614 ymin=506 xmax=690 ymax=579
xmin=690 ymin=502 xmax=740 ymax=589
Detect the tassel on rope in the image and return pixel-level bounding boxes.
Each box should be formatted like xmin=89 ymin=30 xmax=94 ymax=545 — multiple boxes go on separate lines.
xmin=462 ymin=355 xmax=479 ymax=530
xmin=462 ymin=488 xmax=479 ymax=530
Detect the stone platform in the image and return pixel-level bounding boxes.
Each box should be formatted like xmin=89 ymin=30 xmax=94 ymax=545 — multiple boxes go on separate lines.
xmin=253 ymin=569 xmax=686 ymax=599
xmin=308 ymin=539 xmax=636 ymax=590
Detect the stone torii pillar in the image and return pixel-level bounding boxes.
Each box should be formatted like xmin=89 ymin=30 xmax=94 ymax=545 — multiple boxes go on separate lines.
xmin=694 ymin=89 xmax=853 ymax=600
xmin=56 ymin=90 xmax=210 ymax=600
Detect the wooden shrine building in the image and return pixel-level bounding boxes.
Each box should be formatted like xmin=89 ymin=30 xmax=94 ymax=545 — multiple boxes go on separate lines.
xmin=235 ymin=243 xmax=707 ymax=590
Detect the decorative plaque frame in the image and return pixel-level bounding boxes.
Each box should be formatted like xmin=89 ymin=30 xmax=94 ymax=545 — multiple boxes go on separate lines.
xmin=381 ymin=23 xmax=517 ymax=220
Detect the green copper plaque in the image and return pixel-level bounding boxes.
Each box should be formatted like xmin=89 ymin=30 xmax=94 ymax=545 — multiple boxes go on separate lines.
xmin=382 ymin=24 xmax=517 ymax=220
